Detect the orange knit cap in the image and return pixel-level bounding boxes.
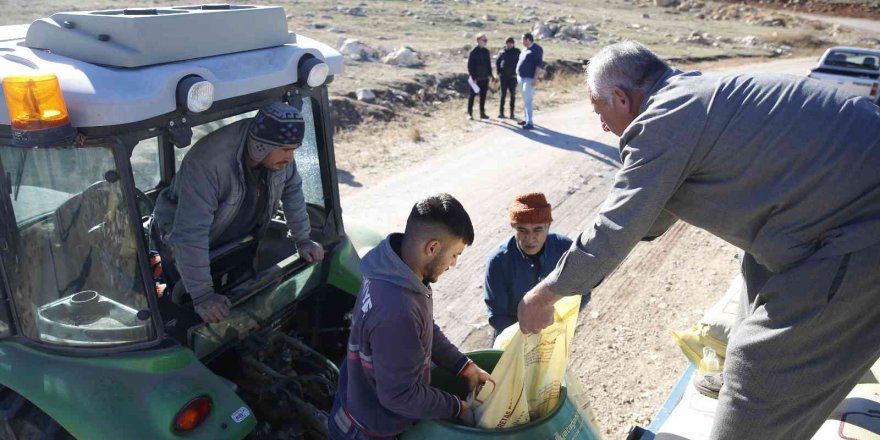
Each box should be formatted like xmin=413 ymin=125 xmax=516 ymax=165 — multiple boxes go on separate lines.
xmin=508 ymin=192 xmax=553 ymax=225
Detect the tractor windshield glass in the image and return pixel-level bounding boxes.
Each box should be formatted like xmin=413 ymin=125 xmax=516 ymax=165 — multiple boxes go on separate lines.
xmin=0 ymin=142 xmax=156 ymax=347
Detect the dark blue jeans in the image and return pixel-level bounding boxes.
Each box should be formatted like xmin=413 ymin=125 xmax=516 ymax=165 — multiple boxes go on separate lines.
xmin=328 ymin=398 xmax=399 ymax=440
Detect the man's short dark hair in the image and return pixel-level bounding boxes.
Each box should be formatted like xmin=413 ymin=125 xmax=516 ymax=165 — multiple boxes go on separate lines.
xmin=506 ymin=37 xmax=515 ymax=44
xmin=406 ymin=193 xmax=475 ymax=245
xmin=522 ymin=33 xmax=534 ymax=43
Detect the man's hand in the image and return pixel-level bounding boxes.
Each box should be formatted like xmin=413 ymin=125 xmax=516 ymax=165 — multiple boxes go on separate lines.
xmin=194 ymin=293 xmax=232 ymax=323
xmin=296 ymin=240 xmax=325 ymax=263
xmin=460 ymin=361 xmax=491 ymax=393
xmin=517 ymin=282 xmax=563 ymax=333
xmin=458 ymin=399 xmax=476 ymax=427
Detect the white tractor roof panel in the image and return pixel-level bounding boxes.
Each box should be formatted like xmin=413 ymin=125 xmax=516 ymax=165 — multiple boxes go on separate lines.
xmin=0 ymin=28 xmax=343 ymax=128
xmin=24 ymin=5 xmax=293 ymax=68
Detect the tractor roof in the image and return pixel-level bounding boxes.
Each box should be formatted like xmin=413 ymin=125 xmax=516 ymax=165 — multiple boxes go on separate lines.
xmin=0 ymin=5 xmax=343 ymax=128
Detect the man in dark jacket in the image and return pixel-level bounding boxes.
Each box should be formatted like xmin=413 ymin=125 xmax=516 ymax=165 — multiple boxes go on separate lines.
xmin=484 ymin=193 xmax=583 ymax=338
xmin=152 ymin=102 xmax=324 ymax=323
xmin=467 ymin=34 xmax=492 ymax=120
xmin=495 ymin=37 xmax=520 ymax=119
xmin=515 ymin=32 xmax=543 ymax=129
xmin=330 ymin=194 xmax=490 ymax=439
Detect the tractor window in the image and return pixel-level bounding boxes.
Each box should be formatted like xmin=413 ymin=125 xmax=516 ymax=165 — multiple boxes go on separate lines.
xmin=296 ymin=97 xmax=325 ymax=208
xmin=131 ymin=137 xmax=161 ymax=191
xmin=178 ymin=110 xmax=257 ymax=170
xmin=0 ymin=142 xmax=156 ymax=347
xmin=176 ymin=98 xmax=325 ymax=207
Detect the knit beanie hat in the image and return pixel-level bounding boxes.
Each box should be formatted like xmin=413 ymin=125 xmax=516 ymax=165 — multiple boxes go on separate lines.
xmin=508 ymin=192 xmax=553 ymax=225
xmin=247 ymin=101 xmax=305 ymax=161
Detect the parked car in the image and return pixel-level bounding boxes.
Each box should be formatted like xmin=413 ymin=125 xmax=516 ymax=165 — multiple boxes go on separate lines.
xmin=808 ymin=47 xmax=880 ymax=104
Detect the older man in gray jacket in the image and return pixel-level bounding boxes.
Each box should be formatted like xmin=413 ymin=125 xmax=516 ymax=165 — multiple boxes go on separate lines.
xmin=518 ymin=41 xmax=880 ymax=439
xmin=153 ymin=102 xmax=324 ymax=323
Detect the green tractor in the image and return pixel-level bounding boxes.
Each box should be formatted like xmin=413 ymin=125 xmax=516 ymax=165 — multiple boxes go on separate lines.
xmin=0 ymin=5 xmax=381 ymax=439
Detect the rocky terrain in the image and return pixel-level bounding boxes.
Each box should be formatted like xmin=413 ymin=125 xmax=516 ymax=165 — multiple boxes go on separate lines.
xmin=725 ymin=0 xmax=880 ymax=19
xmin=3 ymin=2 xmax=878 ymax=437
xmin=7 ymin=0 xmax=878 ymax=138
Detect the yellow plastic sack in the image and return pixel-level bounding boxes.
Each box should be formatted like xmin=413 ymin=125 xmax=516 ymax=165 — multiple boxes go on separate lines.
xmin=672 ymin=323 xmax=728 ymax=368
xmin=671 ymin=273 xmax=743 ymax=370
xmin=470 ymin=295 xmax=581 ymax=429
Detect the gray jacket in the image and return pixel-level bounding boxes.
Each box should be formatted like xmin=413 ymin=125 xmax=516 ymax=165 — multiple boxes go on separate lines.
xmin=546 ymin=69 xmax=880 ymax=295
xmin=153 ymin=119 xmax=311 ymax=300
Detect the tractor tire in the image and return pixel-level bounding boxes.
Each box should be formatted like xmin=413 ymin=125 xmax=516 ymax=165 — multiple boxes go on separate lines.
xmin=0 ymin=386 xmax=75 ymax=440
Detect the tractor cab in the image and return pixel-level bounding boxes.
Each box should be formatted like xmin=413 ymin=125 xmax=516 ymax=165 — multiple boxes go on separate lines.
xmin=0 ymin=6 xmax=365 ymax=439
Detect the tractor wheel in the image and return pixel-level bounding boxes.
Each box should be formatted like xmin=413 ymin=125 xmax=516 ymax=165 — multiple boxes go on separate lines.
xmin=0 ymin=386 xmax=75 ymax=440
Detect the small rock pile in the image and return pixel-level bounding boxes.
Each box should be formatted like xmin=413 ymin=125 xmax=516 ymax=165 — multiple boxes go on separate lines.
xmin=706 ymin=4 xmax=790 ymax=27
xmin=337 ymin=38 xmax=425 ymax=67
xmin=338 ymin=39 xmax=379 ymax=62
xmin=672 ymin=31 xmax=791 ymax=55
xmin=383 ymin=47 xmax=425 ymax=68
xmin=532 ymin=18 xmax=599 ymax=43
xmin=335 ymin=5 xmax=367 ymax=17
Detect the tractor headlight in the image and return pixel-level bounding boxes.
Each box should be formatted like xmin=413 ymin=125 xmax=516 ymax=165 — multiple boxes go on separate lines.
xmin=176 ymin=76 xmax=214 ymax=113
xmin=298 ymin=57 xmax=329 ymax=88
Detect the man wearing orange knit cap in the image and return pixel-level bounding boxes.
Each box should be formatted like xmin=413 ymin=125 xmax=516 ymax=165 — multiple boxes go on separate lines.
xmin=483 ymin=193 xmax=582 ymax=338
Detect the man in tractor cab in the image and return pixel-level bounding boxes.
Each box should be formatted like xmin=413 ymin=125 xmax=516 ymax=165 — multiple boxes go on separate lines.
xmin=330 ymin=194 xmax=490 ymax=439
xmin=152 ymin=101 xmax=324 ymax=323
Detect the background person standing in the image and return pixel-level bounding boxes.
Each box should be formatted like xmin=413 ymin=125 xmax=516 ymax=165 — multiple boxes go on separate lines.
xmin=516 ymin=32 xmax=543 ymax=130
xmin=496 ymin=37 xmax=521 ymax=119
xmin=467 ymin=34 xmax=492 ymax=120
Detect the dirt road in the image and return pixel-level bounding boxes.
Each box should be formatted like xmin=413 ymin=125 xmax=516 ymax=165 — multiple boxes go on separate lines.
xmin=341 ymin=57 xmax=816 ymax=437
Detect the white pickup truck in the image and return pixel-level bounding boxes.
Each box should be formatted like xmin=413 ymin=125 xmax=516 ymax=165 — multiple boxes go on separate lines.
xmin=808 ymin=47 xmax=880 ymax=104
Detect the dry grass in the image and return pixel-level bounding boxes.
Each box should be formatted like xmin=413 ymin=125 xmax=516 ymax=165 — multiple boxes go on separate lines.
xmin=408 ymin=127 xmax=424 ymax=143
xmin=548 ymin=71 xmax=587 ymax=91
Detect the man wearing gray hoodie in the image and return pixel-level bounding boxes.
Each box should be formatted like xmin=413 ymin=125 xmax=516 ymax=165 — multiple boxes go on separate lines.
xmin=330 ymin=194 xmax=490 ymax=439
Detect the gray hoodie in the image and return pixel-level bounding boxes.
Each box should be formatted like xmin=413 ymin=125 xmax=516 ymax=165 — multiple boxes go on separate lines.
xmin=336 ymin=233 xmax=470 ymax=436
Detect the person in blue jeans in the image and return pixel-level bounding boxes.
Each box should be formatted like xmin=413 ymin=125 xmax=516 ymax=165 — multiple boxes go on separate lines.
xmin=330 ymin=194 xmax=490 ymax=439
xmin=515 ymin=32 xmax=543 ymax=130
xmin=484 ymin=193 xmax=586 ymax=339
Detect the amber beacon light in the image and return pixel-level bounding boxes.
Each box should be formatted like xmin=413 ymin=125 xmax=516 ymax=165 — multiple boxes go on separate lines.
xmin=2 ymin=74 xmax=75 ymax=147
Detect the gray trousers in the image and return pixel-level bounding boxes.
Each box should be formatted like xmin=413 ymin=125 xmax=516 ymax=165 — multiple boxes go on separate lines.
xmin=711 ymin=244 xmax=880 ymax=439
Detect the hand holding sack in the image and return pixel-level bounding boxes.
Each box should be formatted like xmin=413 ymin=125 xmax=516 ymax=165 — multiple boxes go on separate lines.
xmin=468 ymin=295 xmax=582 ymax=429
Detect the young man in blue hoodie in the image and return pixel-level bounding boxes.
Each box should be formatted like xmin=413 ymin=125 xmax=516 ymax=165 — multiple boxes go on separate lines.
xmin=330 ymin=194 xmax=490 ymax=439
